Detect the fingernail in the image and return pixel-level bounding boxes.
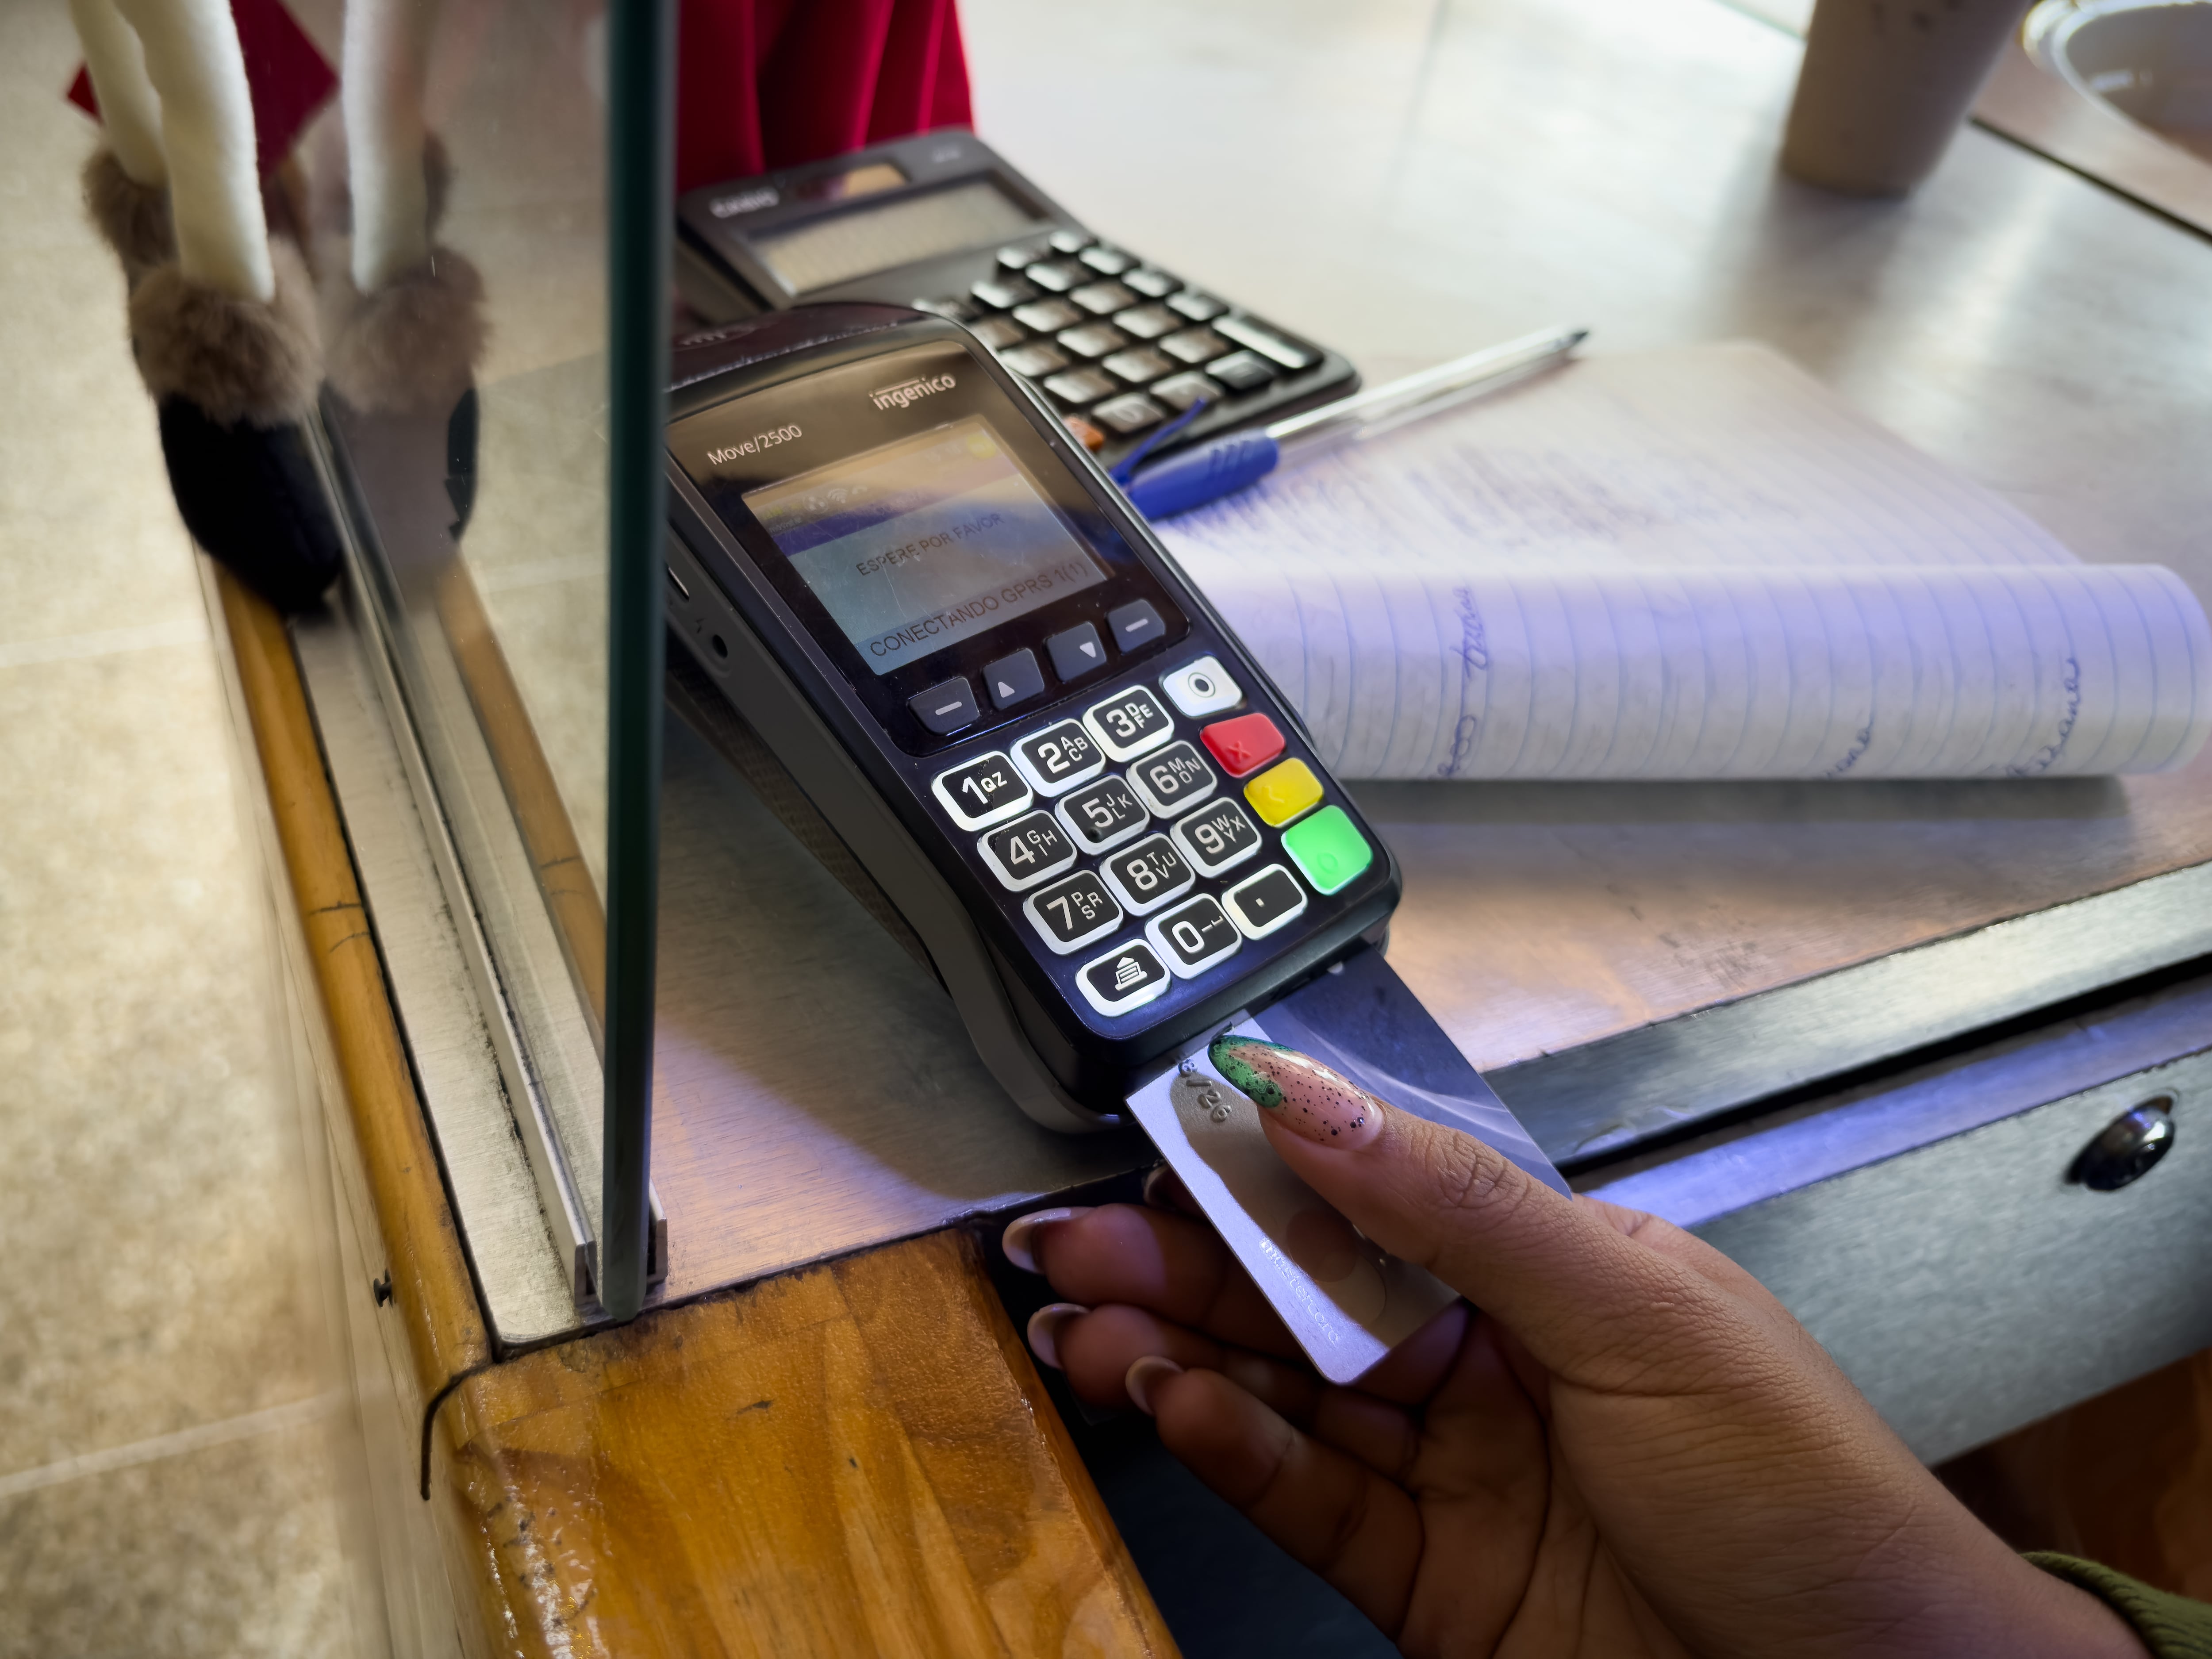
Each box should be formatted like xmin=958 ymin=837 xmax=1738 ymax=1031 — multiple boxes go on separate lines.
xmin=1001 ymin=1206 xmax=1093 ymax=1274
xmin=1124 ymin=1355 xmax=1184 ymax=1416
xmin=1141 ymin=1165 xmax=1182 ymax=1209
xmin=1025 ymin=1302 xmax=1088 ymax=1370
xmin=1209 ymin=1035 xmax=1383 ymax=1148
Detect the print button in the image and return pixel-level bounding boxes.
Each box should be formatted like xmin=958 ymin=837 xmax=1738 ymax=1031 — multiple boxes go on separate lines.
xmin=1145 ymin=894 xmax=1241 ymax=979
xmin=1075 ymin=940 xmax=1171 ymax=1018
xmin=1223 ymin=864 xmax=1309 ymax=939
xmin=930 ymin=752 xmax=1031 ymax=830
xmin=1281 ymin=806 xmax=1373 ymax=895
xmin=1244 ymin=758 xmax=1324 ymax=827
xmin=1200 ymin=712 xmax=1285 ymax=777
xmin=1099 ymin=834 xmax=1196 ymax=916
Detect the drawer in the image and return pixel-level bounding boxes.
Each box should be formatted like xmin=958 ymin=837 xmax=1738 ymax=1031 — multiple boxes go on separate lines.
xmin=1585 ymin=976 xmax=2212 ymax=1463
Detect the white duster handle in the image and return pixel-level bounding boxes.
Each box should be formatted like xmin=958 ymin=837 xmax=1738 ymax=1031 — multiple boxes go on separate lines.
xmin=67 ymin=0 xmax=169 ymax=188
xmin=109 ymin=0 xmax=273 ymax=301
xmin=344 ymin=0 xmax=441 ymax=293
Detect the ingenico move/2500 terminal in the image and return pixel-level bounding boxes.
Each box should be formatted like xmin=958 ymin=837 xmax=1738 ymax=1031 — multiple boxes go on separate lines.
xmin=662 ymin=305 xmax=1399 ymax=1132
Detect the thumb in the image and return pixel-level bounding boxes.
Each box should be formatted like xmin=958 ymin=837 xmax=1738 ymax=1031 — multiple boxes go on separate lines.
xmin=1212 ymin=1035 xmax=1728 ymax=1384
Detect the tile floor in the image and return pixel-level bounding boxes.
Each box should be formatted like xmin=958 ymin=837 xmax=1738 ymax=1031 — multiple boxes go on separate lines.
xmin=0 ymin=8 xmax=384 ymax=1655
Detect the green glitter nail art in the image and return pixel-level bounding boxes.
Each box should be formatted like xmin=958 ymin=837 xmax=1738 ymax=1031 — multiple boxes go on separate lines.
xmin=1209 ymin=1034 xmax=1290 ymax=1108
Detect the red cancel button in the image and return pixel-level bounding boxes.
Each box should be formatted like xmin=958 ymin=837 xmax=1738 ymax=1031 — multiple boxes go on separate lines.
xmin=1201 ymin=713 xmax=1286 ymax=778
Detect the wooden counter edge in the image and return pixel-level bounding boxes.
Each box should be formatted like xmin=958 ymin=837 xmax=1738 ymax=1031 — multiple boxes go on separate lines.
xmin=213 ymin=566 xmax=492 ymax=1400
xmin=215 ymin=569 xmax=1181 ymax=1658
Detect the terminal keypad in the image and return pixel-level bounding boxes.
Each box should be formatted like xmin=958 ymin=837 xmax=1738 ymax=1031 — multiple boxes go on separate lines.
xmin=937 ymin=656 xmax=1377 ymax=1017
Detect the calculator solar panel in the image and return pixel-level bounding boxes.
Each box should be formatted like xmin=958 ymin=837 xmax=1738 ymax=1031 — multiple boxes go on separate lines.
xmin=674 ymin=127 xmax=1357 ymax=473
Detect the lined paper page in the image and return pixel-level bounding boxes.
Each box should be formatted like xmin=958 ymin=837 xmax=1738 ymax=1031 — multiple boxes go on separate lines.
xmin=1159 ymin=344 xmax=2212 ymax=779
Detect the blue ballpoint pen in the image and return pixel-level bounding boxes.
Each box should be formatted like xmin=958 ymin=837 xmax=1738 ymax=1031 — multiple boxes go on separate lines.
xmin=1118 ymin=324 xmax=1589 ymax=520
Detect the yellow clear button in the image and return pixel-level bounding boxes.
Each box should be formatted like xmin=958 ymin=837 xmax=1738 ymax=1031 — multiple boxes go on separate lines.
xmin=1244 ymin=758 xmax=1323 ymax=826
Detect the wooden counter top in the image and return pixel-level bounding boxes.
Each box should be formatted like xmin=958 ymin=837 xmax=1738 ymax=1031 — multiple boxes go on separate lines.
xmin=216 ymin=566 xmax=1176 ymax=1656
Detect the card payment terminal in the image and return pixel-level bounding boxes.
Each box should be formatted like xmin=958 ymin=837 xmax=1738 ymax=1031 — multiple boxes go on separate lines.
xmin=663 ymin=305 xmax=1399 ymax=1131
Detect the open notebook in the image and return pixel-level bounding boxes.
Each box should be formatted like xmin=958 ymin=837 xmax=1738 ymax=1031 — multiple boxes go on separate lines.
xmin=1156 ymin=343 xmax=2211 ymax=780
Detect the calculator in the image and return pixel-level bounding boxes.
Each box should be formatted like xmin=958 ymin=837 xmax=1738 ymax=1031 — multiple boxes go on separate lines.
xmin=662 ymin=304 xmax=1399 ymax=1130
xmin=673 ymin=127 xmax=1357 ymax=473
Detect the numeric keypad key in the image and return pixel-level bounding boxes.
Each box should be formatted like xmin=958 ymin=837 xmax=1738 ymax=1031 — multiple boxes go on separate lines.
xmin=1055 ymin=775 xmax=1148 ymax=855
xmin=1170 ymin=797 xmax=1263 ymax=876
xmin=1083 ymin=686 xmax=1175 ymax=761
xmin=1101 ymin=834 xmax=1195 ymax=915
xmin=978 ymin=812 xmax=1077 ymax=891
xmin=930 ymin=752 xmax=1031 ymax=830
xmin=1024 ymin=869 xmax=1123 ymax=955
xmin=1146 ymin=894 xmax=1241 ymax=979
xmin=1012 ymin=719 xmax=1106 ymax=797
xmin=1125 ymin=741 xmax=1217 ymax=818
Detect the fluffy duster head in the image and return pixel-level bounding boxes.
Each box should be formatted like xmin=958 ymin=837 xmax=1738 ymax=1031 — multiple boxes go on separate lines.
xmin=319 ymin=242 xmax=487 ymax=415
xmin=129 ymin=239 xmax=321 ymax=427
xmin=82 ymin=148 xmax=174 ymax=284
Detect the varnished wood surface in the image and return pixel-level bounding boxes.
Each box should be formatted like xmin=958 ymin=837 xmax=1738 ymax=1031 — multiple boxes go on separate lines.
xmin=1940 ymin=1346 xmax=2212 ymax=1601
xmin=215 ymin=568 xmax=492 ymax=1401
xmin=441 ymin=1229 xmax=1179 ymax=1659
xmin=219 ymin=569 xmax=1173 ymax=1655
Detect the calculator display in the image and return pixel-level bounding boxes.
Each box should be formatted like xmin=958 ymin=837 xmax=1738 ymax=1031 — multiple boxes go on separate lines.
xmin=755 ymin=179 xmax=1045 ymax=295
xmin=744 ymin=417 xmax=1107 ymax=677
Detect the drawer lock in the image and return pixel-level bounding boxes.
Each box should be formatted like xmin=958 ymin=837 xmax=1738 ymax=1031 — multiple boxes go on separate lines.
xmin=2068 ymin=1097 xmax=2176 ymax=1192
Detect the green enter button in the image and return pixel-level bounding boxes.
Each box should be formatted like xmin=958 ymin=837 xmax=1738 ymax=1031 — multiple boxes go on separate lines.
xmin=1281 ymin=805 xmax=1372 ymax=895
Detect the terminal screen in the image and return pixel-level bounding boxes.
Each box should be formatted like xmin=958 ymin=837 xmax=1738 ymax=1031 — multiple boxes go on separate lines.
xmin=744 ymin=417 xmax=1107 ymax=677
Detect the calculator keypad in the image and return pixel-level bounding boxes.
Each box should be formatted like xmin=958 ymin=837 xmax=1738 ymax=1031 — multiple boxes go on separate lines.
xmin=930 ymin=658 xmax=1379 ymax=1019
xmin=1027 ymin=259 xmax=1086 ymax=293
xmin=920 ymin=242 xmax=1330 ymax=443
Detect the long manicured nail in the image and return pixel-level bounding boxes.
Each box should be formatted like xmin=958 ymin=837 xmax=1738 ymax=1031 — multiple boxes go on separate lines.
xmin=1209 ymin=1035 xmax=1383 ymax=1148
xmin=1124 ymin=1355 xmax=1184 ymax=1415
xmin=1026 ymin=1302 xmax=1088 ymax=1370
xmin=1002 ymin=1206 xmax=1093 ymax=1274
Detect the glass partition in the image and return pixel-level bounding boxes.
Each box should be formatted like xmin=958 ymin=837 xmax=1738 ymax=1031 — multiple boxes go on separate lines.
xmin=301 ymin=0 xmax=670 ymax=1317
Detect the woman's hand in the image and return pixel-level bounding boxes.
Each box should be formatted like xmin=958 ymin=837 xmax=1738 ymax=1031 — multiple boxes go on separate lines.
xmin=1004 ymin=1038 xmax=2143 ymax=1659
